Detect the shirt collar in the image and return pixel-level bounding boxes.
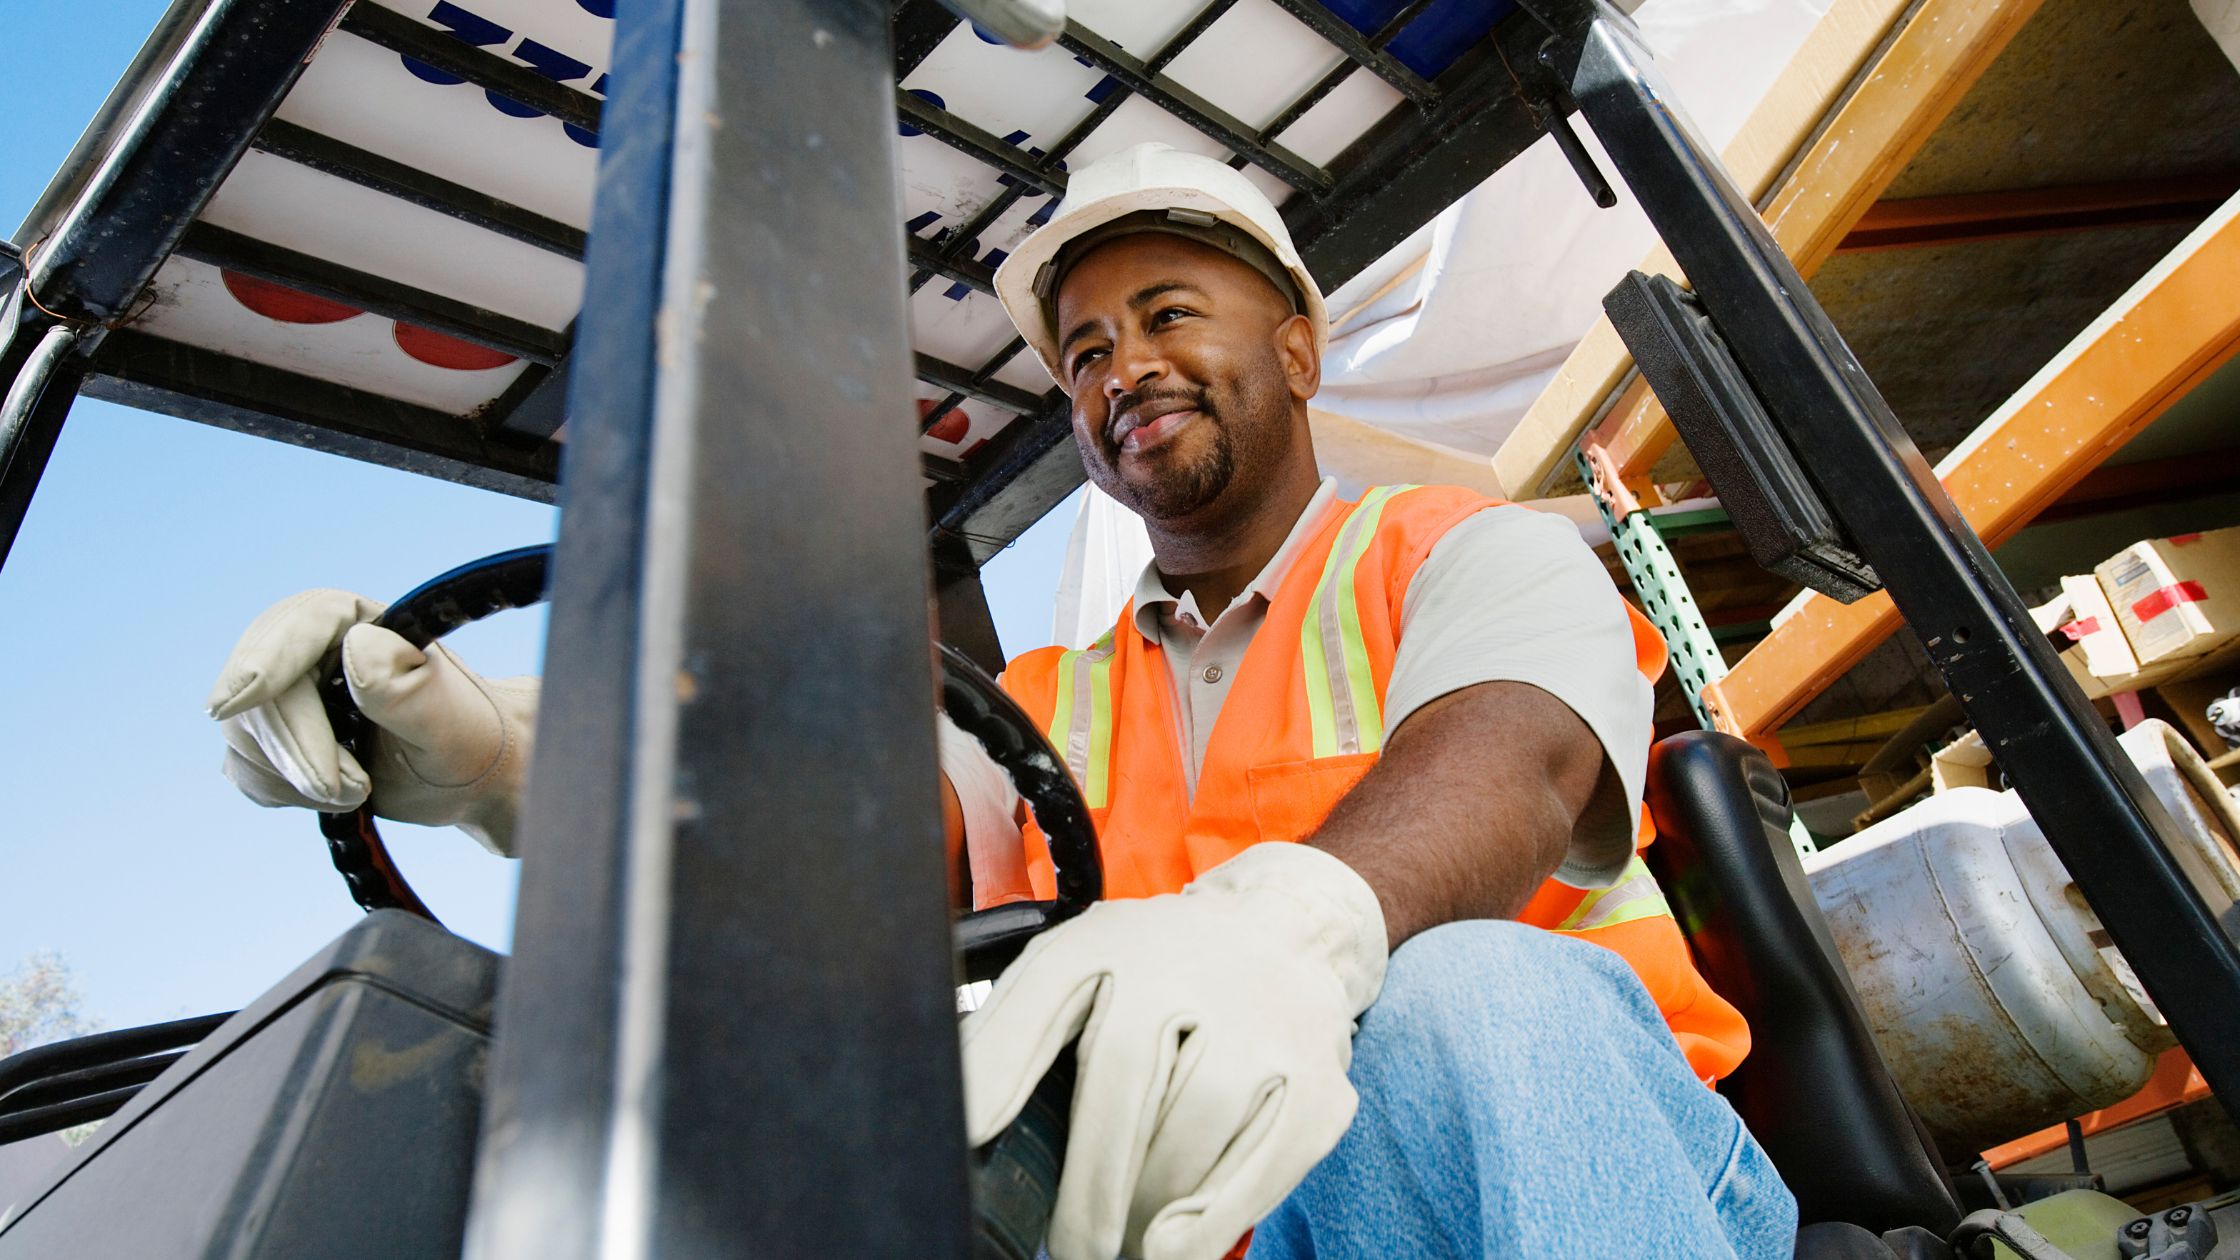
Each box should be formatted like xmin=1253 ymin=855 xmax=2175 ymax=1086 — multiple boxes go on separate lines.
xmin=1130 ymin=478 xmax=1342 ymax=640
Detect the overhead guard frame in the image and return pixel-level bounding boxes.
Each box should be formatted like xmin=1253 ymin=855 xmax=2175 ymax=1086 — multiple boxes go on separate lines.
xmin=0 ymin=0 xmax=1564 ymax=578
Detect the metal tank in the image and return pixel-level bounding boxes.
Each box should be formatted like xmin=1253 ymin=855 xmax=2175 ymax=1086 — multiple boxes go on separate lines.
xmin=1806 ymin=720 xmax=2240 ymax=1156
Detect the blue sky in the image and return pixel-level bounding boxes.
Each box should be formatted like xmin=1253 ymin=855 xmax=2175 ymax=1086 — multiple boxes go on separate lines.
xmin=0 ymin=2 xmax=1078 ymax=1033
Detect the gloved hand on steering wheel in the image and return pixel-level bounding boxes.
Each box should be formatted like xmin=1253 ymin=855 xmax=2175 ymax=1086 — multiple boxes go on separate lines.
xmin=961 ymin=842 xmax=1387 ymax=1260
xmin=205 ymin=588 xmax=538 ymax=856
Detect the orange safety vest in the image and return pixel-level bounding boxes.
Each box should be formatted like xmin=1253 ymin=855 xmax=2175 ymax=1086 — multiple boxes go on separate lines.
xmin=988 ymin=484 xmax=1751 ymax=1084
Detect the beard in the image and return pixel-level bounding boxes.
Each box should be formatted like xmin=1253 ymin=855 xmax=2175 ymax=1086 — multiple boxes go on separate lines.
xmin=1113 ymin=396 xmax=1235 ymax=520
xmin=1088 ymin=355 xmax=1290 ymax=526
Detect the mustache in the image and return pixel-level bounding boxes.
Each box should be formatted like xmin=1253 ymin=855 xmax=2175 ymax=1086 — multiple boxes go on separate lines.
xmin=1107 ymin=387 xmax=1209 ymax=441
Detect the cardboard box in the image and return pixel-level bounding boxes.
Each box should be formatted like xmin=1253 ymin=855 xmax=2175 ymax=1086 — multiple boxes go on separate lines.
xmin=2056 ymin=574 xmax=2145 ymax=678
xmin=1930 ymin=729 xmax=1994 ymax=793
xmin=2094 ymin=527 xmax=2240 ymax=668
xmin=2058 ymin=650 xmax=2189 ymax=703
xmin=2031 ymin=575 xmax=2186 ymax=700
xmin=2026 ymin=587 xmax=2073 ymax=636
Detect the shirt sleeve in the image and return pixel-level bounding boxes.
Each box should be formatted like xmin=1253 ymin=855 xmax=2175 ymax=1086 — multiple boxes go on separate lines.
xmin=1384 ymin=505 xmax=1654 ymax=890
xmin=936 ymin=709 xmax=1028 ymax=901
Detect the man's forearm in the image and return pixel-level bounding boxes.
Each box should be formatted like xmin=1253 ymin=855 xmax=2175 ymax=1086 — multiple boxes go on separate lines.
xmin=1306 ymin=681 xmax=1605 ymax=949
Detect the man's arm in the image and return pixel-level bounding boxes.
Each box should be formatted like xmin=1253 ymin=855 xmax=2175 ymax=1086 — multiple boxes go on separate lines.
xmin=1307 ymin=680 xmax=1605 ymax=950
xmin=1307 ymin=503 xmax=1655 ymax=949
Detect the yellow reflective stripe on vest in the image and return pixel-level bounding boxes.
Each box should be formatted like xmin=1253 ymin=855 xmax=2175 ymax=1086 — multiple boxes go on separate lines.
xmin=1045 ymin=629 xmax=1118 ymax=809
xmin=1557 ymin=856 xmax=1673 ymax=932
xmin=1301 ymin=485 xmax=1416 ymax=759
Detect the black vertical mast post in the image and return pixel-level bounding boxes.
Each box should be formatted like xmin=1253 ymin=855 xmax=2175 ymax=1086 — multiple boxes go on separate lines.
xmin=1520 ymin=0 xmax=2240 ymax=1117
xmin=464 ymin=0 xmax=974 ymax=1255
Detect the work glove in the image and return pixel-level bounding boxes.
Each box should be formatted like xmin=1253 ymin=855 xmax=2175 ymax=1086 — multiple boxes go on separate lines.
xmin=205 ymin=588 xmax=538 ymax=856
xmin=962 ymin=842 xmax=1386 ymax=1260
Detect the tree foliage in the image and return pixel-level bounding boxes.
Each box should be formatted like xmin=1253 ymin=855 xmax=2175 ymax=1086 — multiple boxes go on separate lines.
xmin=0 ymin=951 xmax=95 ymax=1057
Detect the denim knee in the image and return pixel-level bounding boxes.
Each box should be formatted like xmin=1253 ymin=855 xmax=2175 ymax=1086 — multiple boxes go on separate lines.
xmin=1359 ymin=920 xmax=1651 ymax=1063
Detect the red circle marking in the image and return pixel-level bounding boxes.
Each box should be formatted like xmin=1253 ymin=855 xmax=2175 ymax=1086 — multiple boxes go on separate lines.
xmin=919 ymin=397 xmax=971 ymax=445
xmin=394 ymin=323 xmax=520 ymax=371
xmin=221 ymin=270 xmax=364 ymax=324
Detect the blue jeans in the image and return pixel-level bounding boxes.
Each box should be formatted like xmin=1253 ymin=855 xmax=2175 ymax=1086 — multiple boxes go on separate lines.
xmin=1248 ymin=920 xmax=1797 ymax=1259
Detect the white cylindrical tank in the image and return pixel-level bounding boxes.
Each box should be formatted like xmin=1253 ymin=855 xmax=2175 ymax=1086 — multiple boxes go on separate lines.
xmin=1805 ymin=720 xmax=2240 ymax=1156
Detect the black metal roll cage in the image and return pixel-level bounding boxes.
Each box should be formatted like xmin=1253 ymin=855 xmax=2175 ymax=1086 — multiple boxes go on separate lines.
xmin=2 ymin=0 xmax=2236 ymax=1255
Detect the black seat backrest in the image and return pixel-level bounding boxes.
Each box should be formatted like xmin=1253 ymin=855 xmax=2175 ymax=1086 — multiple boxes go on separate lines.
xmin=1643 ymin=731 xmax=1960 ymax=1236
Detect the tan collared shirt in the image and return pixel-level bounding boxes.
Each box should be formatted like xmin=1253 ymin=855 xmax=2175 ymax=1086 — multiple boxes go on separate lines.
xmin=940 ymin=479 xmax=1652 ymax=890
xmin=1134 ymin=479 xmax=1344 ymax=797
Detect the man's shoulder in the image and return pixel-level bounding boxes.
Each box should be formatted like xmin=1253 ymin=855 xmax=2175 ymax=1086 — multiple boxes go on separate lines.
xmin=1001 ymin=643 xmax=1071 ymax=684
xmin=1402 ymin=490 xmax=1585 ymax=555
xmin=1384 ymin=483 xmax=1505 ymax=518
xmin=1364 ymin=485 xmax=1525 ymax=575
xmin=1396 ymin=495 xmax=1614 ymax=606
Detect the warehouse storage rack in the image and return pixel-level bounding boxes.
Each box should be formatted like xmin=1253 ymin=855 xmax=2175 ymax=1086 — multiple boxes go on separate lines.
xmin=1549 ymin=0 xmax=2240 ymax=1180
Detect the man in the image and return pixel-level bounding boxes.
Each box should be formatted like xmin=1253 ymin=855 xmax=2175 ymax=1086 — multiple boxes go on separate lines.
xmin=209 ymin=143 xmax=1793 ymax=1258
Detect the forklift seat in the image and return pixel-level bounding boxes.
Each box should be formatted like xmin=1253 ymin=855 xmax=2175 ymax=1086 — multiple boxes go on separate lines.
xmin=1642 ymin=731 xmax=1962 ymax=1238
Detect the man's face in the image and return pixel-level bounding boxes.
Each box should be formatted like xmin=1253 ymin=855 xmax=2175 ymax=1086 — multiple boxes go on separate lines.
xmin=1051 ymin=233 xmax=1315 ymax=527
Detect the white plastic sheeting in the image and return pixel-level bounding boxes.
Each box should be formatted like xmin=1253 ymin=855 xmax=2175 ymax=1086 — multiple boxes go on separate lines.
xmin=1052 ymin=485 xmax=1157 ymax=649
xmin=1313 ymin=0 xmax=1833 ymax=455
xmin=1045 ymin=0 xmax=1832 ymax=649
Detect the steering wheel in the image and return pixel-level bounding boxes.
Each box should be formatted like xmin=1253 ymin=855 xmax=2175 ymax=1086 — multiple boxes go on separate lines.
xmin=316 ymin=545 xmax=1096 ymax=1257
xmin=313 ymin=544 xmax=1104 ymax=980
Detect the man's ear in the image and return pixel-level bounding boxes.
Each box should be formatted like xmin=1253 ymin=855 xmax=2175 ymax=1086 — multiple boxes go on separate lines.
xmin=1276 ymin=312 xmax=1319 ymax=401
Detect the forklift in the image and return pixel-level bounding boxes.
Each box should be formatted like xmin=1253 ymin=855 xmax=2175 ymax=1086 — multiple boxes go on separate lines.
xmin=0 ymin=0 xmax=2236 ymax=1255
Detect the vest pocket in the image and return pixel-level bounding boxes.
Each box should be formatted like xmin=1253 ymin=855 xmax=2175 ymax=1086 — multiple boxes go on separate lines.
xmin=1246 ymin=754 xmax=1378 ymax=844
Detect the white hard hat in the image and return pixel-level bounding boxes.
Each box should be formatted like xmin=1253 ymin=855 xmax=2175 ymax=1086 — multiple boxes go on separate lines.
xmin=993 ymin=142 xmax=1327 ymax=383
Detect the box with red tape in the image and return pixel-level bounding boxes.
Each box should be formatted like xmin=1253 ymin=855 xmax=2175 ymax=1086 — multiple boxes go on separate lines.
xmin=2092 ymin=526 xmax=2240 ymax=667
